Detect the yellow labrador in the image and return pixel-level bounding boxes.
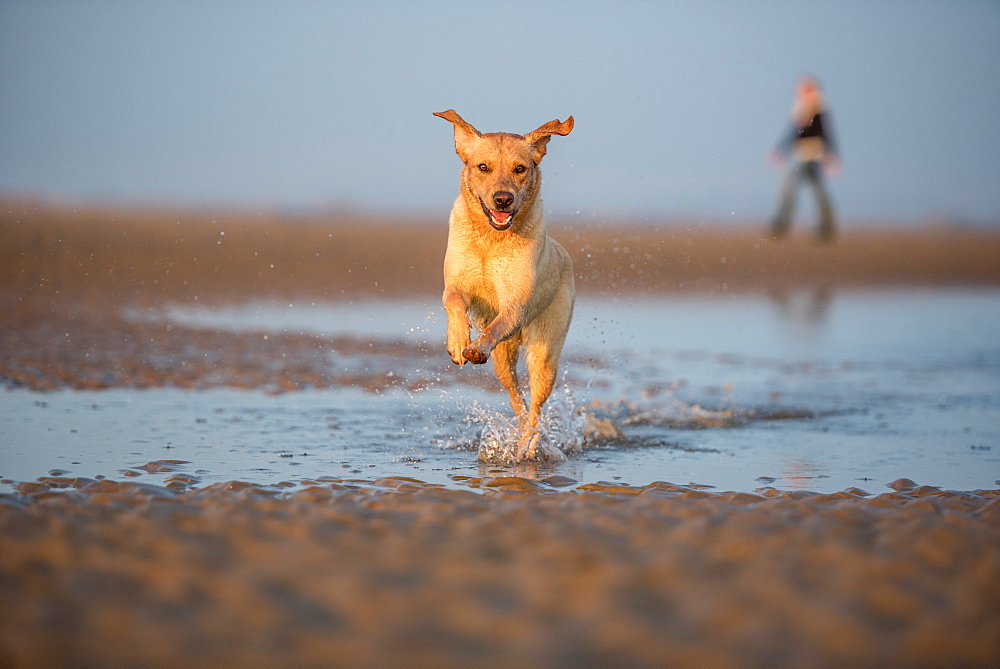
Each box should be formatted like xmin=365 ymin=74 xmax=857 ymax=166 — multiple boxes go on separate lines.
xmin=434 ymin=109 xmax=575 ymax=460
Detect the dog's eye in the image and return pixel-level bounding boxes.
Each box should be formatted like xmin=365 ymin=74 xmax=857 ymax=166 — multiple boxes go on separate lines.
xmin=514 ymin=165 xmax=527 ymax=174
xmin=477 ymin=163 xmax=489 ymax=172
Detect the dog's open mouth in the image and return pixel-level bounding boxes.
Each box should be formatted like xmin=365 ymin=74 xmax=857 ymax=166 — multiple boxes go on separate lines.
xmin=480 ymin=200 xmax=517 ymax=231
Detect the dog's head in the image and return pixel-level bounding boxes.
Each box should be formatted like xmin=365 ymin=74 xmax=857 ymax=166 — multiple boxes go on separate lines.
xmin=435 ymin=110 xmax=574 ymax=231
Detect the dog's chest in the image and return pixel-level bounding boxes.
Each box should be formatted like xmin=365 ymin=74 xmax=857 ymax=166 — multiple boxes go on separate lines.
xmin=447 ymin=236 xmax=533 ymax=297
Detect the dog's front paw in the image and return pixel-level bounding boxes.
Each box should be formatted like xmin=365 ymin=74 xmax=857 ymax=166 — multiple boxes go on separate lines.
xmin=462 ymin=345 xmax=490 ymax=365
xmin=448 ymin=346 xmax=466 ymax=366
xmin=447 ymin=326 xmax=470 ymax=366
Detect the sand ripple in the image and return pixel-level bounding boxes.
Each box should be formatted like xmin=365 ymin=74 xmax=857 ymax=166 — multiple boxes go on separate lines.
xmin=1 ymin=478 xmax=998 ymax=666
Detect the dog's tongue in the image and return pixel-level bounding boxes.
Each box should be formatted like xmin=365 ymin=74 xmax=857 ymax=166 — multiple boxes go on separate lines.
xmin=491 ymin=211 xmax=512 ymax=225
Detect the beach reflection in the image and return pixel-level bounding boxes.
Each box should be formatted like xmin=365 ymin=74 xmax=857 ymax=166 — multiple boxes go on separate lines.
xmin=767 ymin=284 xmax=833 ymax=331
xmin=3 ymin=288 xmax=998 ymax=494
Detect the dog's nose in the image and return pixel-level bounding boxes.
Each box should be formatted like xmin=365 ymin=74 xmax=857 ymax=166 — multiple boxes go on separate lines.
xmin=493 ymin=191 xmax=514 ymax=210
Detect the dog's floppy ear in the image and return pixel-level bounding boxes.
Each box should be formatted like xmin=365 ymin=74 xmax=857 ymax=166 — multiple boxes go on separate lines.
xmin=525 ymin=116 xmax=574 ymax=163
xmin=434 ymin=110 xmax=481 ymax=163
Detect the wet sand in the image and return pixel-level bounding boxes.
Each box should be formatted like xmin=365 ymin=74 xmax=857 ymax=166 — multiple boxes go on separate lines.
xmin=2 ymin=477 xmax=999 ymax=667
xmin=3 ymin=202 xmax=1000 ymax=307
xmin=2 ymin=201 xmax=1000 ymax=665
xmin=3 ymin=201 xmax=1000 ymax=393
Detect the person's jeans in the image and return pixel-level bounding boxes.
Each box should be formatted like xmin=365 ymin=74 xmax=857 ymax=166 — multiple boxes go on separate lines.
xmin=771 ymin=160 xmax=835 ymax=242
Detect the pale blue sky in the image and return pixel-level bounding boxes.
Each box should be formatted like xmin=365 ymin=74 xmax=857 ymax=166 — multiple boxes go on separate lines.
xmin=2 ymin=1 xmax=998 ymax=223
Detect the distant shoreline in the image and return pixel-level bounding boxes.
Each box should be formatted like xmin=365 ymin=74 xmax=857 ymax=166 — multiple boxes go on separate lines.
xmin=4 ymin=194 xmax=997 ymax=229
xmin=3 ymin=201 xmax=999 ymax=309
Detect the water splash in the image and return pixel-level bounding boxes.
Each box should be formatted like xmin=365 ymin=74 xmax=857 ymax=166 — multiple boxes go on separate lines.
xmin=586 ymin=397 xmax=816 ymax=430
xmin=472 ymin=384 xmax=585 ymax=464
xmin=624 ymin=399 xmax=752 ymax=429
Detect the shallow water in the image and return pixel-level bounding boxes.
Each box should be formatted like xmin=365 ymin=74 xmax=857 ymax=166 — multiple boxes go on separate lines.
xmin=3 ymin=288 xmax=999 ymax=493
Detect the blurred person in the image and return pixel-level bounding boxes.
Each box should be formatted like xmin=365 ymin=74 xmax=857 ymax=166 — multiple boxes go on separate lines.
xmin=768 ymin=75 xmax=841 ymax=243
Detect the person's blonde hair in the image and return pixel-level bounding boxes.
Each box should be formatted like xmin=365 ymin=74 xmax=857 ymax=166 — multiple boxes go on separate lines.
xmin=792 ymin=75 xmax=825 ymax=126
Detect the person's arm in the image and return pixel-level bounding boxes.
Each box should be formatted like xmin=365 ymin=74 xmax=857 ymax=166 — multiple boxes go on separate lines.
xmin=814 ymin=112 xmax=842 ymax=176
xmin=769 ymin=124 xmax=797 ymax=169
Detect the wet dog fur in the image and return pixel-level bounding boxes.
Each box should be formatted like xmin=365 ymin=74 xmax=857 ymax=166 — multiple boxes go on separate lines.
xmin=434 ymin=109 xmax=575 ymax=461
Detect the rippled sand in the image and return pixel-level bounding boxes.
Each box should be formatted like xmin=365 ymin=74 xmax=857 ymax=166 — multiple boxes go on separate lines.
xmin=2 ymin=477 xmax=998 ymax=666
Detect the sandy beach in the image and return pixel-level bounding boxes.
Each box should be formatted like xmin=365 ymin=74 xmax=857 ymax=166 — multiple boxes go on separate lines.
xmin=2 ymin=201 xmax=1000 ymax=666
xmin=3 ymin=201 xmax=1000 ymax=393
xmin=2 ymin=477 xmax=998 ymax=667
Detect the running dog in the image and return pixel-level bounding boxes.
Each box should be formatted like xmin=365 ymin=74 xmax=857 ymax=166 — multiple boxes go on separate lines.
xmin=434 ymin=109 xmax=575 ymax=460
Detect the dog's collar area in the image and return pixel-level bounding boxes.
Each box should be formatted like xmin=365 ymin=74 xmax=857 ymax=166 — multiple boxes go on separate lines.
xmin=479 ymin=198 xmax=516 ymax=231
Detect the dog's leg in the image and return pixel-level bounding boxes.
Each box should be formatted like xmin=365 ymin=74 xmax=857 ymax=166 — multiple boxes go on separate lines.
xmin=517 ymin=283 xmax=574 ymax=460
xmin=463 ymin=308 xmax=520 ymax=365
xmin=528 ymin=347 xmax=558 ymax=418
xmin=492 ymin=334 xmax=528 ymax=422
xmin=508 ymin=334 xmax=557 ymax=460
xmin=443 ymin=289 xmax=471 ymax=366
